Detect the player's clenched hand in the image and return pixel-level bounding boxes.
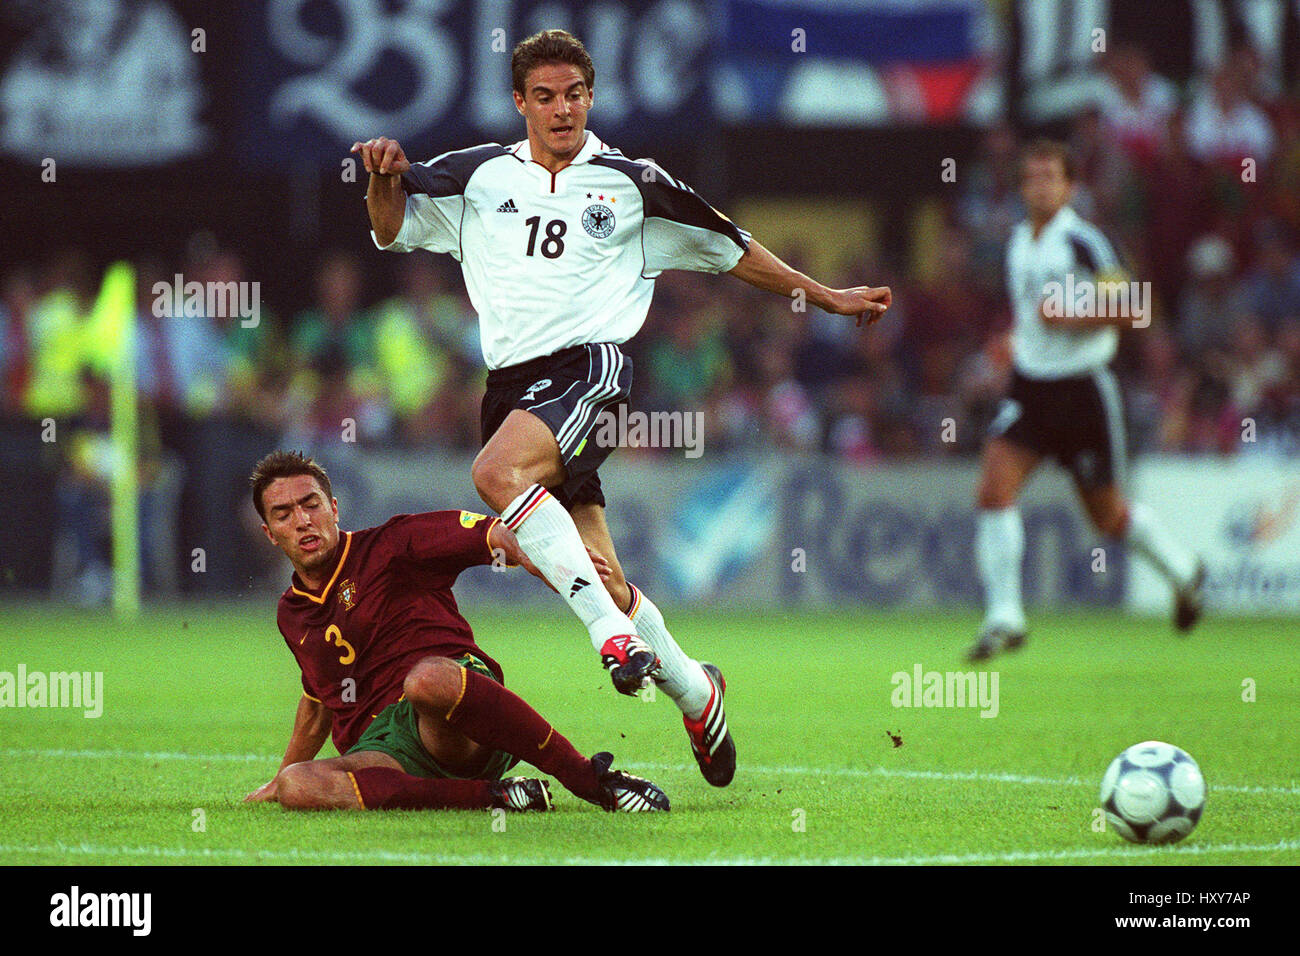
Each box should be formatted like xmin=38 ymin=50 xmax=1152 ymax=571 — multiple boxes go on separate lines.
xmin=350 ymin=137 xmax=411 ymax=177
xmin=244 ymin=777 xmax=278 ymax=803
xmin=819 ymin=286 xmax=892 ymax=326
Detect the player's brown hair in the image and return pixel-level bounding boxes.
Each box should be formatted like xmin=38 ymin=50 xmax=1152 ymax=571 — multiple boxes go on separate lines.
xmin=1020 ymin=138 xmax=1077 ymax=182
xmin=249 ymin=450 xmax=333 ymax=521
xmin=511 ymin=29 xmax=594 ymax=95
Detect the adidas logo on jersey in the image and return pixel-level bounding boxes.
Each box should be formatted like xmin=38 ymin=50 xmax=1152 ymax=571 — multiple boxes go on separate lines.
xmin=496 ymin=198 xmax=519 ymax=213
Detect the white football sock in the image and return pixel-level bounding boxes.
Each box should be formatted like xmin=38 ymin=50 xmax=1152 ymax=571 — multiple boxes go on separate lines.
xmin=977 ymin=506 xmax=1027 ymax=632
xmin=1125 ymin=501 xmax=1198 ymax=589
xmin=501 ymin=485 xmax=632 ymax=652
xmin=628 ymin=584 xmax=712 ymax=719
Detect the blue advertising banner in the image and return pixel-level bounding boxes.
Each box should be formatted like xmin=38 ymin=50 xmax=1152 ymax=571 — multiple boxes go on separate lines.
xmin=723 ymin=0 xmax=977 ymax=63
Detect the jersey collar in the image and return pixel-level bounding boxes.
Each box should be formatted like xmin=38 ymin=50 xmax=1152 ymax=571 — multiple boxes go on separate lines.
xmin=288 ymin=531 xmax=352 ymax=605
xmin=510 ymin=129 xmax=609 ymax=166
xmin=1034 ymin=205 xmax=1079 ymax=240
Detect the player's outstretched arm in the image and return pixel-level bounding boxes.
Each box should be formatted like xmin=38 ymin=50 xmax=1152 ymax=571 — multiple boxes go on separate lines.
xmin=727 ymin=238 xmax=892 ymax=326
xmin=350 ymin=136 xmax=412 ymax=247
xmin=244 ymin=694 xmax=333 ymax=803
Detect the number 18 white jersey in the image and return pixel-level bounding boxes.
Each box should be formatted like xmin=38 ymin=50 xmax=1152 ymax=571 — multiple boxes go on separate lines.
xmin=373 ymin=130 xmax=751 ymax=370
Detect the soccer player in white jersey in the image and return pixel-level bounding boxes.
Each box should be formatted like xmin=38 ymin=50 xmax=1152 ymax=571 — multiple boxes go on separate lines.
xmin=352 ymin=29 xmax=892 ymax=786
xmin=968 ymin=139 xmax=1205 ymax=661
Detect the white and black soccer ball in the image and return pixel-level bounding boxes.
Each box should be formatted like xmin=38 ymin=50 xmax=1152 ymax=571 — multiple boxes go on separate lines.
xmin=1099 ymin=741 xmax=1206 ymax=844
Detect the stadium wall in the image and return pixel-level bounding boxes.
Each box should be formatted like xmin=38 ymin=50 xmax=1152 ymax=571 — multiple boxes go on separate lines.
xmin=215 ymin=445 xmax=1126 ymax=611
xmin=13 ymin=429 xmax=1291 ymax=615
xmin=1127 ymin=459 xmax=1300 ymax=615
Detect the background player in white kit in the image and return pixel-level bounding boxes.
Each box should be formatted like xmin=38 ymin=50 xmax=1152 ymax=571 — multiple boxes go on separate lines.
xmin=968 ymin=139 xmax=1205 ymax=662
xmin=352 ymin=29 xmax=892 ymax=785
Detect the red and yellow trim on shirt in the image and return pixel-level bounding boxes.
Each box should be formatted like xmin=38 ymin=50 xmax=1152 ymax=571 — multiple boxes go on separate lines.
xmin=457 ymin=510 xmax=499 ymax=564
xmin=289 ymin=532 xmax=353 ymax=604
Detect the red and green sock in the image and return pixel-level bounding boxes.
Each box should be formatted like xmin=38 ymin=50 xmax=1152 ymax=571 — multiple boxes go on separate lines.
xmin=350 ymin=769 xmax=496 ymax=810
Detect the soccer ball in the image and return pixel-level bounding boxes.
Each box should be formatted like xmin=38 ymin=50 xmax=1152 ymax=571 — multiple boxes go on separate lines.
xmin=1099 ymin=741 xmax=1206 ymax=844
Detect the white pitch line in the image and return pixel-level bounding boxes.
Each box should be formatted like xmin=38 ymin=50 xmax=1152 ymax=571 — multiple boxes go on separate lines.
xmin=5 ymin=747 xmax=267 ymax=763
xmin=0 ymin=839 xmax=1297 ymax=867
xmin=625 ymin=762 xmax=1300 ymax=797
xmin=7 ymin=748 xmax=1300 ymax=797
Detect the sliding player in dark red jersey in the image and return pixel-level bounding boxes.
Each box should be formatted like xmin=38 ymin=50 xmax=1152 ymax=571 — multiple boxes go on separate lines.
xmin=243 ymin=450 xmax=668 ymax=813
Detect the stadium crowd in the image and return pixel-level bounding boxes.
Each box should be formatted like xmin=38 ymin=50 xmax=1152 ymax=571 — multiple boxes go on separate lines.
xmin=3 ymin=45 xmax=1298 ymax=470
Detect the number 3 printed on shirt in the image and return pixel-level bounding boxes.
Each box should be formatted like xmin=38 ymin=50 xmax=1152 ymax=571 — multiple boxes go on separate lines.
xmin=325 ymin=624 xmax=356 ymax=665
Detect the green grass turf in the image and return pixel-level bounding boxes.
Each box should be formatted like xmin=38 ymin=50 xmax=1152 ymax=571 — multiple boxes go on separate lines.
xmin=0 ymin=603 xmax=1296 ymax=865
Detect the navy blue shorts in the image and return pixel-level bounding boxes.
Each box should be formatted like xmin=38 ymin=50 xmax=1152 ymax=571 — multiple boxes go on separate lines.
xmin=481 ymin=343 xmax=633 ymax=510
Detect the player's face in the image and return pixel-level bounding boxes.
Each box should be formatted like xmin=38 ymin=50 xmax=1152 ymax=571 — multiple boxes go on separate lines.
xmin=259 ymin=475 xmax=341 ymax=577
xmin=514 ymin=63 xmax=592 ymax=161
xmin=1020 ymin=156 xmax=1073 ymax=219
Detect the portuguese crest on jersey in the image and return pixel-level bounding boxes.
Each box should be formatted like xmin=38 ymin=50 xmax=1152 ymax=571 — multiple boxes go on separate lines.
xmin=338 ymin=578 xmax=358 ymax=610
xmin=582 ymin=204 xmax=615 ymax=238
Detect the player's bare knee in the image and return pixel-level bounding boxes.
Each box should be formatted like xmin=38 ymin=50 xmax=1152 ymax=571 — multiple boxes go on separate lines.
xmin=276 ymin=762 xmax=320 ymax=811
xmin=471 ymin=454 xmax=525 ymax=513
xmin=403 ymin=657 xmax=462 ymax=710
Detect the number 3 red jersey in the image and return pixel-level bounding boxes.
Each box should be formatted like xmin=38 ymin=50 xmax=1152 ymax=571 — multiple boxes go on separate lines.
xmin=275 ymin=510 xmax=503 ymax=754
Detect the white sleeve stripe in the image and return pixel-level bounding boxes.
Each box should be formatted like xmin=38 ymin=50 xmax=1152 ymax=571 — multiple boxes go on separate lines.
xmin=1074 ymin=227 xmax=1120 ymax=270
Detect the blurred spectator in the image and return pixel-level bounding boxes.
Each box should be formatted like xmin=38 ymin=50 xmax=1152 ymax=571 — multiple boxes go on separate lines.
xmin=211 ymin=248 xmax=290 ymax=428
xmin=288 ymin=251 xmax=389 ymax=444
xmin=368 ymin=256 xmax=455 ymax=443
xmin=291 ymin=251 xmax=373 ymax=371
xmin=23 ymin=249 xmax=97 ymax=418
xmin=904 ymin=228 xmax=995 ymax=358
xmin=1144 ymin=111 xmax=1214 ymax=303
xmin=958 ymin=121 xmax=1023 ymax=277
xmin=1260 ymin=318 xmax=1300 ymax=454
xmin=135 ymin=256 xmax=227 ymax=418
xmin=0 ymin=266 xmax=36 ymax=412
xmin=1237 ymin=225 xmax=1300 ymax=331
xmin=1226 ymin=316 xmax=1287 ymax=418
xmin=1097 ymin=43 xmax=1178 ymax=167
xmin=1268 ymin=103 xmax=1300 ymax=234
xmin=1128 ymin=326 xmax=1188 ymax=453
xmin=1070 ymin=106 xmax=1143 ymax=253
xmin=1185 ymin=63 xmax=1276 ymax=167
xmin=755 ymin=336 xmax=819 ymax=451
xmin=822 ymin=374 xmax=882 ymax=463
xmin=646 ymin=304 xmax=732 ymax=411
xmin=1175 ymin=235 xmax=1247 ymax=354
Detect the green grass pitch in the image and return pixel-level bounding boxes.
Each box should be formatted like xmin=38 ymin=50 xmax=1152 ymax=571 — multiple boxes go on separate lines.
xmin=1 ymin=603 xmax=1297 ymax=865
